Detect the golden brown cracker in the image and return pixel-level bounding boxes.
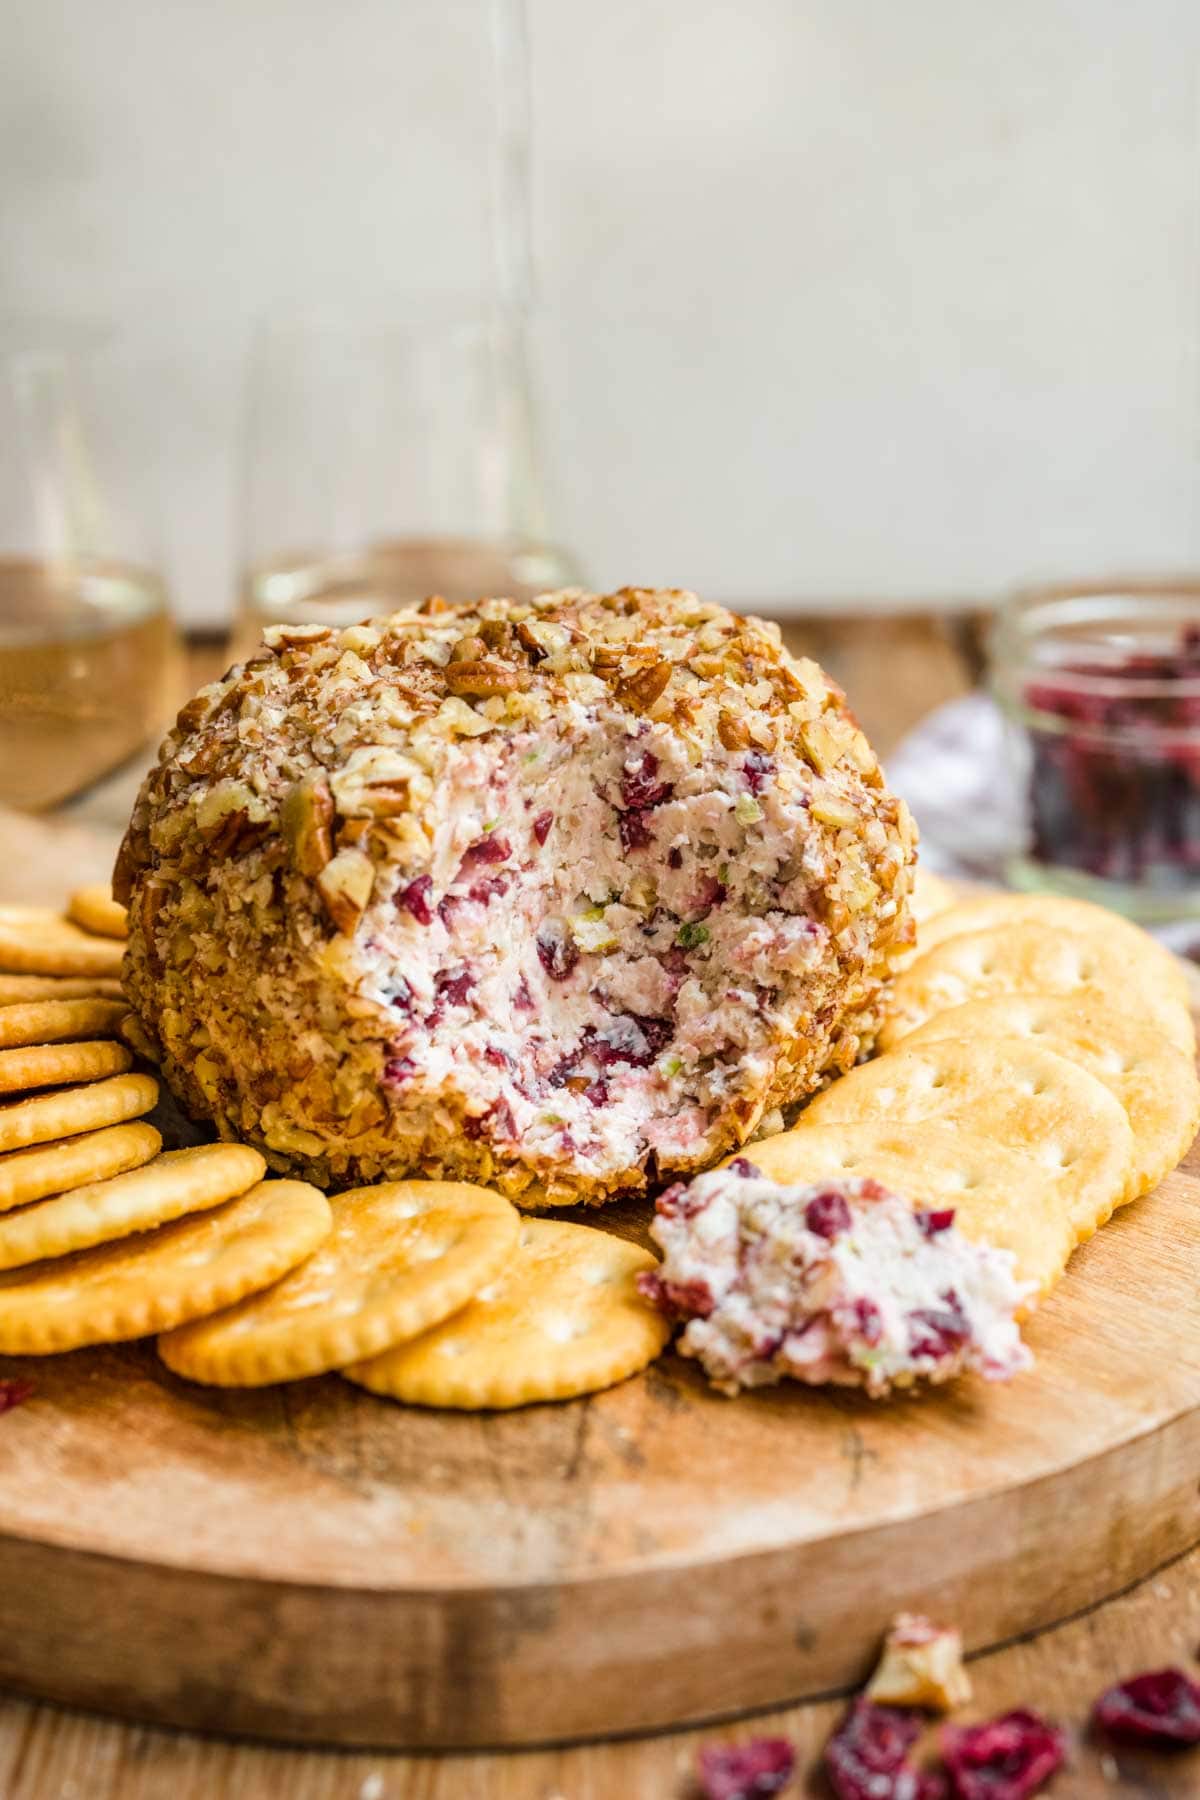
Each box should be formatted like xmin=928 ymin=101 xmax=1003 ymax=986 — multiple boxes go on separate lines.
xmin=0 ymin=1142 xmax=267 ymax=1270
xmin=0 ymin=973 xmax=124 ymax=1004
xmin=0 ymin=1179 xmax=331 ymax=1354
xmin=0 ymin=907 xmax=125 ymax=978
xmin=903 ymin=995 xmax=1200 ymax=1199
xmin=881 ymin=922 xmax=1193 ymax=1055
xmin=0 ymin=1039 xmax=132 ymax=1096
xmin=157 ymin=1179 xmax=520 ymax=1386
xmin=0 ymin=1072 xmax=158 ymax=1153
xmin=912 ymin=893 xmax=1190 ymax=1015
xmin=0 ymin=1121 xmax=162 ymax=1214
xmin=67 ymin=885 xmax=129 ymax=939
xmin=910 ymin=867 xmax=959 ymax=928
xmin=0 ymin=997 xmax=128 ymax=1049
xmin=346 ymin=1218 xmax=670 ymax=1409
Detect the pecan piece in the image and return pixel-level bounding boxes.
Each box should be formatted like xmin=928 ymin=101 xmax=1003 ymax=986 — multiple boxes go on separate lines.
xmin=515 ymin=619 xmax=547 ymax=661
xmin=615 ymin=660 xmax=672 ymax=712
xmin=281 ymin=776 xmax=335 ymax=878
xmin=444 ymin=659 xmax=525 ymax=698
xmin=717 ymin=708 xmax=751 ymax=751
xmin=316 ymin=847 xmax=375 ymax=934
xmin=174 ymin=693 xmax=212 ymax=735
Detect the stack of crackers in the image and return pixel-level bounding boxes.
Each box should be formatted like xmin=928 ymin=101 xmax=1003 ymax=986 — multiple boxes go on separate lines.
xmin=0 ymin=873 xmax=1195 ymax=1410
xmin=746 ymin=879 xmax=1200 ymax=1299
xmin=0 ymin=891 xmax=667 ymax=1407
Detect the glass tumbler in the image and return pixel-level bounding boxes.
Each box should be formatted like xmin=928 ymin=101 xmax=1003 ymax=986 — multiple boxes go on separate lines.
xmin=992 ymin=578 xmax=1200 ymax=924
xmin=231 ymin=309 xmax=579 ymax=660
xmin=0 ymin=339 xmax=182 ymax=816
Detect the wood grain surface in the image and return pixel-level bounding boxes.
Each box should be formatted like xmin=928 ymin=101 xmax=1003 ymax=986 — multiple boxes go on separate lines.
xmin=2 ymin=1139 xmax=1200 ymax=1753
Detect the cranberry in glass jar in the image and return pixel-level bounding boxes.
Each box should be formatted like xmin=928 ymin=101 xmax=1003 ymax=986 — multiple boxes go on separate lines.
xmin=993 ymin=578 xmax=1200 ymax=925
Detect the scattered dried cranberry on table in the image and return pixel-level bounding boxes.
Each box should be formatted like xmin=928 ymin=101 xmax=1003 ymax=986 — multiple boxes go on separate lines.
xmin=1091 ymin=1666 xmax=1200 ymax=1746
xmin=823 ymin=1699 xmax=926 ymax=1800
xmin=939 ymin=1709 xmax=1066 ymax=1800
xmin=695 ymin=1735 xmax=795 ymax=1799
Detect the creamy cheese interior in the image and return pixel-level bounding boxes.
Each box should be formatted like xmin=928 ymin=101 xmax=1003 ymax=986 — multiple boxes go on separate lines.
xmin=358 ymin=705 xmax=853 ymax=1190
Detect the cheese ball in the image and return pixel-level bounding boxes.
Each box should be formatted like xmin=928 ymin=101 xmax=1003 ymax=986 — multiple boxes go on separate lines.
xmin=114 ymin=589 xmax=916 ymax=1206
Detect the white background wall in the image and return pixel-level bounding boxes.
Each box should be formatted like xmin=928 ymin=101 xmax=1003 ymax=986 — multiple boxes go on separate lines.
xmin=3 ymin=0 xmax=1199 ymax=625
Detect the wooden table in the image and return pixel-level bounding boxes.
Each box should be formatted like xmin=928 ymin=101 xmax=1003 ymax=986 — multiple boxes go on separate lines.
xmin=4 ymin=615 xmax=1198 ymax=1798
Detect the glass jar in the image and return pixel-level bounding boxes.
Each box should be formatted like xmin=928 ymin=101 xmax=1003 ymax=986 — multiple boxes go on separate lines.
xmin=992 ymin=578 xmax=1200 ymax=924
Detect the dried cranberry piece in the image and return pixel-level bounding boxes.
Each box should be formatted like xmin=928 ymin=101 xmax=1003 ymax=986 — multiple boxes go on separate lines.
xmin=637 ymin=1269 xmax=715 ymax=1320
xmin=729 ymin=1157 xmax=762 ymax=1179
xmin=389 ymin=977 xmax=415 ymax=1015
xmin=0 ymin=1379 xmax=33 ymax=1415
xmin=1092 ymin=1667 xmax=1200 ymax=1745
xmin=690 ymin=872 xmax=728 ymax=914
xmin=621 ymin=748 xmax=673 ymax=812
xmin=383 ymin=1055 xmax=417 ymax=1084
xmin=398 ymin=874 xmax=434 ymax=925
xmin=657 ymin=1180 xmax=708 ymax=1221
xmin=916 ymin=1209 xmax=956 ymax=1237
xmin=618 ymin=808 xmax=654 ymax=852
xmin=483 ymin=1045 xmax=515 ymax=1070
xmin=853 ymin=1296 xmax=884 ymax=1346
xmin=668 ymin=845 xmax=684 ymax=869
xmin=743 ymin=749 xmax=774 ymax=794
xmin=463 ymin=1098 xmax=517 ymax=1142
xmin=513 ymin=977 xmax=536 ymax=1012
xmin=908 ymin=1291 xmax=971 ymax=1361
xmin=583 ymin=1077 xmax=609 ymax=1107
xmin=435 ymin=967 xmax=476 ymax=1010
xmin=825 ymin=1700 xmax=923 ymax=1800
xmin=468 ymin=874 xmax=510 ymax=905
xmin=941 ymin=1709 xmax=1065 ymax=1800
xmin=460 ymin=832 xmax=512 ymax=871
xmin=805 ymin=1189 xmax=852 ymax=1240
xmin=696 ymin=1734 xmax=794 ymax=1799
xmin=537 ymin=923 xmax=579 ymax=981
xmin=532 ymin=809 xmax=554 ymax=845
xmin=583 ymin=1013 xmax=673 ymax=1069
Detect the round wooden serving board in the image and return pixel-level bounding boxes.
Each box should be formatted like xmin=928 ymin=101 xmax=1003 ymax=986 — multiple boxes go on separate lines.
xmin=0 ymin=1140 xmax=1198 ymax=1750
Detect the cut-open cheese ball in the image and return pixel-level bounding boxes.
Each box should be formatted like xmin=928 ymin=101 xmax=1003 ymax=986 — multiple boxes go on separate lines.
xmin=114 ymin=590 xmax=916 ymax=1206
xmin=641 ymin=1159 xmax=1032 ymax=1396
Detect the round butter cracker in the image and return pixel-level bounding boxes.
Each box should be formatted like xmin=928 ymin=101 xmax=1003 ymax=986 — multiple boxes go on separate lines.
xmin=67 ymin=885 xmax=129 ymax=940
xmin=0 ymin=1142 xmax=267 ymax=1270
xmin=0 ymin=1121 xmax=162 ymax=1215
xmin=903 ymin=995 xmax=1200 ymax=1199
xmin=158 ymin=1179 xmax=520 ymax=1387
xmin=0 ymin=973 xmax=124 ymax=1004
xmin=346 ymin=1217 xmax=670 ymax=1410
xmin=0 ymin=997 xmax=128 ymax=1050
xmin=0 ymin=908 xmax=125 ymax=978
xmin=0 ymin=1039 xmax=132 ymax=1096
xmin=881 ymin=922 xmax=1193 ymax=1055
xmin=0 ymin=1072 xmax=159 ymax=1153
xmin=0 ymin=1179 xmax=331 ymax=1355
xmin=910 ymin=866 xmax=958 ymax=929
xmin=805 ymin=1034 xmax=1135 ymax=1196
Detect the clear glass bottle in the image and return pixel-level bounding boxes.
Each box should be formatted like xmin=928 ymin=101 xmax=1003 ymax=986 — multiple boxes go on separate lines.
xmin=0 ymin=340 xmax=183 ymax=816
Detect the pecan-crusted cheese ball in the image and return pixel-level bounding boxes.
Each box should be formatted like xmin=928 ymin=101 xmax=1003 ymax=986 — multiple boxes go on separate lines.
xmin=114 ymin=588 xmax=917 ymax=1206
